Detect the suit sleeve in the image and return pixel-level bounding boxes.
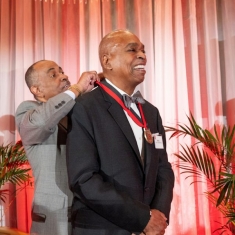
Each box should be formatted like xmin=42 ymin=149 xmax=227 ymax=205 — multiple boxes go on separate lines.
xmin=15 ymin=93 xmax=75 ymax=145
xmin=66 ymin=100 xmax=150 ymax=233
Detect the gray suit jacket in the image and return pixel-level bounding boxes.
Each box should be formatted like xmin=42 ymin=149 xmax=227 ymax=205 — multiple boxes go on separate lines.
xmin=15 ymin=93 xmax=75 ymax=235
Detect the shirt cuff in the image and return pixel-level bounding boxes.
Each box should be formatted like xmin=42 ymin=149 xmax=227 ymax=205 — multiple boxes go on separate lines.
xmin=64 ymin=90 xmax=76 ymax=100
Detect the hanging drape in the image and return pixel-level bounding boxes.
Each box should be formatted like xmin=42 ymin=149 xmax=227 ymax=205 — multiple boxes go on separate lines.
xmin=0 ymin=0 xmax=235 ymax=234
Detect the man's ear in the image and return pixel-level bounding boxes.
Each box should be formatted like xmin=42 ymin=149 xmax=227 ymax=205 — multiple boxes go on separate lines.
xmin=102 ymin=54 xmax=113 ymax=70
xmin=30 ymin=86 xmax=45 ymax=100
xmin=30 ymin=85 xmax=39 ymax=96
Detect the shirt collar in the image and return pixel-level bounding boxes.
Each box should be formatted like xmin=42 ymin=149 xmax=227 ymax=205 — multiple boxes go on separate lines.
xmin=105 ymin=78 xmax=135 ymax=96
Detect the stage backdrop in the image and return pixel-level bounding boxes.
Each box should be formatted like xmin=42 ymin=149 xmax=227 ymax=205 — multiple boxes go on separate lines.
xmin=0 ymin=0 xmax=235 ymax=234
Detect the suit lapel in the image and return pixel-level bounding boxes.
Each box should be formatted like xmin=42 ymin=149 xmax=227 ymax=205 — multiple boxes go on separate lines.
xmin=108 ymin=103 xmax=141 ymax=160
xmin=57 ymin=116 xmax=68 ymax=145
xmin=100 ymin=81 xmax=143 ymax=168
xmin=141 ymin=104 xmax=155 ymax=176
xmin=144 ymin=137 xmax=153 ymax=177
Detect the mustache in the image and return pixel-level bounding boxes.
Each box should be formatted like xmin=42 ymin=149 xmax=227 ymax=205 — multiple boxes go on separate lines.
xmin=63 ymin=81 xmax=71 ymax=89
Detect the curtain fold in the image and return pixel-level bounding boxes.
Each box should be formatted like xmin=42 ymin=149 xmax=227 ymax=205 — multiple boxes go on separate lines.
xmin=0 ymin=0 xmax=235 ymax=234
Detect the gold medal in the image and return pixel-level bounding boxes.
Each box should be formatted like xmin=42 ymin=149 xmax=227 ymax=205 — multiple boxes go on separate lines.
xmin=144 ymin=128 xmax=153 ymax=144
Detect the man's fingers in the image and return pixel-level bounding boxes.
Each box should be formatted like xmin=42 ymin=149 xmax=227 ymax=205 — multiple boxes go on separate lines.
xmin=98 ymin=72 xmax=105 ymax=81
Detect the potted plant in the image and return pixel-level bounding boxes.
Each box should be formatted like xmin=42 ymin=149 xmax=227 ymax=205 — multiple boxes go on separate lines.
xmin=165 ymin=113 xmax=235 ymax=234
xmin=0 ymin=140 xmax=31 ymax=234
xmin=0 ymin=140 xmax=31 ymax=203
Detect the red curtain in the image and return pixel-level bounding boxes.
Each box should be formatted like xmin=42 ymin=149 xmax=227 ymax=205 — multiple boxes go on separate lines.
xmin=0 ymin=0 xmax=235 ymax=234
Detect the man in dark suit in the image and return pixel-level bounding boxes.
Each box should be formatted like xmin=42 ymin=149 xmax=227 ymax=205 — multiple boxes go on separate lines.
xmin=66 ymin=30 xmax=174 ymax=235
xmin=15 ymin=60 xmax=100 ymax=235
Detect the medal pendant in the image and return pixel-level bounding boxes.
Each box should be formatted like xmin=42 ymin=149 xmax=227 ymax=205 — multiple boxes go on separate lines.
xmin=144 ymin=128 xmax=153 ymax=144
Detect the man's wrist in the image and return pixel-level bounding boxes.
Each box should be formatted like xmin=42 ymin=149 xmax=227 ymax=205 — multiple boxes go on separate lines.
xmin=143 ymin=210 xmax=152 ymax=234
xmin=68 ymin=84 xmax=83 ymax=97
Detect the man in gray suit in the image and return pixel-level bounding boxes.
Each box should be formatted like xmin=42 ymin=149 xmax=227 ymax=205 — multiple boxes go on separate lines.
xmin=67 ymin=30 xmax=174 ymax=235
xmin=15 ymin=60 xmax=100 ymax=235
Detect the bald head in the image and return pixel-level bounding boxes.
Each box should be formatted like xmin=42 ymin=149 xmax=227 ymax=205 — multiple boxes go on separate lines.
xmin=25 ymin=60 xmax=46 ymax=89
xmin=98 ymin=29 xmax=147 ymax=95
xmin=99 ymin=29 xmax=135 ymax=68
xmin=25 ymin=60 xmax=69 ymax=102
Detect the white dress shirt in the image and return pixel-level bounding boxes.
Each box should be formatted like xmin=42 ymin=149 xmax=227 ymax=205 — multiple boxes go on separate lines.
xmin=106 ymin=79 xmax=143 ymax=154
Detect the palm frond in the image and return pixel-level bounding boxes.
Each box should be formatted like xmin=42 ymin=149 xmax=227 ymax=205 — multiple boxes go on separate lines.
xmin=0 ymin=189 xmax=9 ymax=203
xmin=211 ymin=172 xmax=235 ymax=206
xmin=165 ymin=113 xmax=235 ymax=234
xmin=174 ymin=144 xmax=217 ymax=185
xmin=0 ymin=141 xmax=31 ymax=202
xmin=165 ymin=113 xmax=233 ymax=161
xmin=225 ymin=210 xmax=235 ymax=225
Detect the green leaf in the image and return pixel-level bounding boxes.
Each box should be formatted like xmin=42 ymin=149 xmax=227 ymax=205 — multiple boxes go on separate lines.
xmin=165 ymin=112 xmax=235 ymax=232
xmin=0 ymin=141 xmax=31 ymax=202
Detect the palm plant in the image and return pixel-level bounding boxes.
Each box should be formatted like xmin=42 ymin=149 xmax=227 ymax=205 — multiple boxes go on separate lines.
xmin=0 ymin=140 xmax=31 ymax=203
xmin=165 ymin=113 xmax=235 ymax=234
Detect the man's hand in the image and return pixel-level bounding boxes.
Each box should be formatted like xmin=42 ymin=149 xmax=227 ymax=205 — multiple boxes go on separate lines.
xmin=143 ymin=209 xmax=168 ymax=235
xmin=76 ymin=71 xmax=100 ymax=94
xmin=68 ymin=71 xmax=105 ymax=98
xmin=98 ymin=72 xmax=105 ymax=81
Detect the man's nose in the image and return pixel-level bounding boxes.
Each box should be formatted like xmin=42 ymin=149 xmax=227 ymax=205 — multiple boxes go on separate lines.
xmin=137 ymin=51 xmax=146 ymax=60
xmin=60 ymin=75 xmax=68 ymax=82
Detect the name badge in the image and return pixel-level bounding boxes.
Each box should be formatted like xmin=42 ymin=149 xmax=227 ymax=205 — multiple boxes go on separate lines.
xmin=152 ymin=133 xmax=164 ymax=149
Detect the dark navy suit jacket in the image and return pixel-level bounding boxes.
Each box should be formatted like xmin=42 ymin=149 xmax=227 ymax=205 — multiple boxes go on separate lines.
xmin=66 ymin=80 xmax=174 ymax=234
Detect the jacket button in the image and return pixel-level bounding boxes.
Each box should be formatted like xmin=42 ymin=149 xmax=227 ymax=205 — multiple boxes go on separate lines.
xmin=55 ymin=105 xmax=59 ymax=109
